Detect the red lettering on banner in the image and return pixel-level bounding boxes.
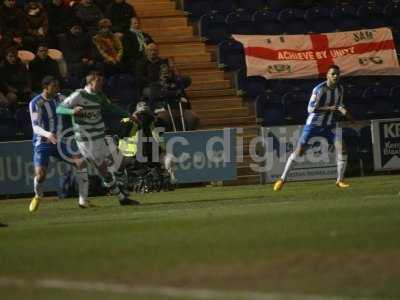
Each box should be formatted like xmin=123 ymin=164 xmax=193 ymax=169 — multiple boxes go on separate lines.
xmin=245 ymin=39 xmax=396 ymax=76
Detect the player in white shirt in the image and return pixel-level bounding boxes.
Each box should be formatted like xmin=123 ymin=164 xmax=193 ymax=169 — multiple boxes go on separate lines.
xmin=57 ymin=71 xmax=139 ymax=205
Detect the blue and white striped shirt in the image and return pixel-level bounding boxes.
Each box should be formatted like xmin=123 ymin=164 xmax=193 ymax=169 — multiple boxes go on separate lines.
xmin=29 ymin=94 xmax=63 ymax=146
xmin=306 ymin=81 xmax=344 ymax=127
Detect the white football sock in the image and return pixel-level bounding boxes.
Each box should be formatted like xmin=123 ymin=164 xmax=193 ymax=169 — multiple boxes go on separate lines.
xmin=76 ymin=168 xmax=89 ymax=205
xmin=336 ymin=154 xmax=347 ymax=182
xmin=33 ymin=176 xmax=44 ymax=197
xmin=281 ymin=152 xmax=298 ymax=182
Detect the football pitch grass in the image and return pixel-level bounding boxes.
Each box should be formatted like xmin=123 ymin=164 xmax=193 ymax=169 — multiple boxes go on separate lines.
xmin=1 ymin=175 xmax=400 ymax=300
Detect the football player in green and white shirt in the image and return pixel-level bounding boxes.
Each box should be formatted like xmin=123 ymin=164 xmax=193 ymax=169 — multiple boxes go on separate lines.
xmin=57 ymin=71 xmax=139 ymax=206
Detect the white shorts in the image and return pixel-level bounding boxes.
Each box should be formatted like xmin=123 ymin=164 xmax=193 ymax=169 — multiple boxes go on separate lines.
xmin=77 ymin=137 xmax=123 ymax=168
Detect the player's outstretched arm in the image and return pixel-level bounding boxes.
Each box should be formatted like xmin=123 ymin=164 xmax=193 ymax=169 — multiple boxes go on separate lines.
xmin=56 ymin=105 xmax=83 ymax=116
xmin=101 ymin=96 xmax=130 ymax=118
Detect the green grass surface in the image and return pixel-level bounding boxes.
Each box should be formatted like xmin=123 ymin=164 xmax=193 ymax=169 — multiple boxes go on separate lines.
xmin=1 ymin=175 xmax=400 ymax=300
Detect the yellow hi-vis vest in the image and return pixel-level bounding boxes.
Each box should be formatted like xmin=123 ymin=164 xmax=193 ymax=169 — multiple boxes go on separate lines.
xmin=118 ymin=118 xmax=165 ymax=157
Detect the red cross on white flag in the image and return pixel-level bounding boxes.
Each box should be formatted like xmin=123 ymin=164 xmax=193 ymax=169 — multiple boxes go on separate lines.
xmin=234 ymin=27 xmax=400 ymax=79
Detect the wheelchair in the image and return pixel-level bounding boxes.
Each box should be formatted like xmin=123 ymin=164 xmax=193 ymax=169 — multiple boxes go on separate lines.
xmin=125 ymin=161 xmax=175 ymax=194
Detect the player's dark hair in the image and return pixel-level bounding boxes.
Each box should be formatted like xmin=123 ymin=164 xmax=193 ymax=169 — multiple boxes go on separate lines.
xmin=86 ymin=71 xmax=104 ymax=85
xmin=41 ymin=75 xmax=59 ymax=89
xmin=327 ymin=64 xmax=340 ymax=72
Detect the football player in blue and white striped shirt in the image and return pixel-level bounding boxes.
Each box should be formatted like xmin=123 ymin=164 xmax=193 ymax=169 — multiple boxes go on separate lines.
xmin=29 ymin=76 xmax=89 ymax=212
xmin=274 ymin=65 xmax=353 ymax=191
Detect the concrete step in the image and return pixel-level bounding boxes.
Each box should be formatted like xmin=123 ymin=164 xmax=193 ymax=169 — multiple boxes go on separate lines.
xmin=141 ymin=16 xmax=187 ymax=28
xmin=176 ymin=61 xmax=218 ymax=72
xmin=237 ymin=165 xmax=260 ymax=177
xmin=191 ymin=96 xmax=242 ymax=107
xmin=131 ymin=0 xmax=171 ymax=3
xmin=236 ymin=125 xmax=260 ymax=136
xmin=133 ymin=2 xmax=176 ymax=11
xmin=158 ymin=41 xmax=205 ymax=52
xmin=144 ymin=26 xmax=193 ymax=36
xmin=172 ymin=53 xmax=212 ymax=64
xmin=138 ymin=10 xmax=188 ymax=18
xmin=188 ymin=79 xmax=231 ymax=91
xmin=155 ymin=35 xmax=201 ymax=44
xmin=195 ymin=107 xmax=250 ymax=119
xmin=191 ymin=100 xmax=241 ymax=110
xmin=186 ymin=88 xmax=237 ymax=98
xmin=182 ymin=69 xmax=225 ymax=80
xmin=200 ymin=116 xmax=254 ymax=128
xmin=158 ymin=43 xmax=206 ymax=56
xmin=224 ymin=174 xmax=261 ymax=186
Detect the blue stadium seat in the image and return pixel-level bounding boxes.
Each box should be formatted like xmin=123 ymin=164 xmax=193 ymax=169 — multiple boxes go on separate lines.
xmin=199 ymin=11 xmax=231 ymax=43
xmin=252 ymin=10 xmax=284 ymax=34
xmin=305 ymin=7 xmax=336 ymax=33
xmin=182 ymin=0 xmax=213 ymax=20
xmin=278 ymin=8 xmax=308 ymax=34
xmin=243 ymin=75 xmax=268 ymax=99
xmin=362 ymin=86 xmax=393 ymax=119
xmin=393 ymin=31 xmax=400 ymax=49
xmin=341 ymin=127 xmax=360 ymax=165
xmin=332 ymin=5 xmax=361 ymax=31
xmin=225 ymin=9 xmax=254 ymax=34
xmin=217 ymin=39 xmax=245 ymax=70
xmin=342 ymin=127 xmax=360 ymax=148
xmin=282 ymin=91 xmax=308 ymax=124
xmin=0 ymin=114 xmax=17 ymax=141
xmin=390 ymin=85 xmax=400 ymax=111
xmin=358 ymin=125 xmax=374 ymax=174
xmin=236 ymin=0 xmax=267 ymax=12
xmin=359 ymin=126 xmax=372 ymax=153
xmin=211 ymin=0 xmax=236 ymax=14
xmin=267 ymin=0 xmax=289 ymax=12
xmin=234 ymin=67 xmax=247 ymax=92
xmin=383 ymin=1 xmax=400 ymax=29
xmin=15 ymin=107 xmax=32 ymax=139
xmin=378 ymin=76 xmax=400 ymax=88
xmin=357 ymin=3 xmax=387 ymax=29
xmin=343 ymin=84 xmax=366 ymax=120
xmin=255 ymin=92 xmax=285 ymax=126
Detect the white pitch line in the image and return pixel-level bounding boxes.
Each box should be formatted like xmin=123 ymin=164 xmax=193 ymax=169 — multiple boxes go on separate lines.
xmin=0 ymin=277 xmax=373 ymax=300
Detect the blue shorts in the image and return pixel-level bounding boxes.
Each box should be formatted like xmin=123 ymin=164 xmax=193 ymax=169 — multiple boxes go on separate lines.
xmin=33 ymin=142 xmax=75 ymax=168
xmin=299 ymin=125 xmax=338 ymax=146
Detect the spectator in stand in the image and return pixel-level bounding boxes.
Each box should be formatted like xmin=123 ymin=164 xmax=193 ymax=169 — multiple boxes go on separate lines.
xmin=46 ymin=0 xmax=75 ymax=47
xmin=135 ymin=43 xmax=169 ymax=94
xmin=58 ymin=21 xmax=94 ymax=79
xmin=0 ymin=47 xmax=32 ymax=108
xmin=29 ymin=44 xmax=62 ymax=91
xmin=135 ymin=43 xmax=199 ymax=131
xmin=93 ymin=0 xmax=108 ymax=12
xmin=92 ymin=18 xmax=124 ymax=77
xmin=23 ymin=1 xmax=48 ymax=51
xmin=0 ymin=0 xmax=26 ymax=49
xmin=0 ymin=26 xmax=17 ymax=60
xmin=122 ymin=16 xmax=153 ymax=72
xmin=75 ymin=0 xmax=103 ymax=36
xmin=106 ymin=0 xmax=136 ymax=34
